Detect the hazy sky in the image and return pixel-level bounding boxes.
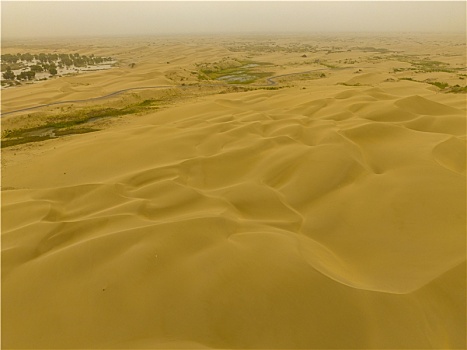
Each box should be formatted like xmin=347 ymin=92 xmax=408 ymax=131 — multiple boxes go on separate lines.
xmin=2 ymin=1 xmax=466 ymax=38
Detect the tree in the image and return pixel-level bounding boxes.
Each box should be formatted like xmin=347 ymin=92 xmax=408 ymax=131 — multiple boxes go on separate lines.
xmin=73 ymin=57 xmax=86 ymax=67
xmin=21 ymin=53 xmax=34 ymax=62
xmin=30 ymin=65 xmax=43 ymax=73
xmin=26 ymin=71 xmax=36 ymax=80
xmin=61 ymin=57 xmax=73 ymax=67
xmin=16 ymin=71 xmax=35 ymax=81
xmin=2 ymin=66 xmax=15 ymax=80
xmin=1 ymin=54 xmax=18 ymax=64
xmin=59 ymin=54 xmax=70 ymax=63
xmin=16 ymin=72 xmax=27 ymax=80
xmin=38 ymin=53 xmax=47 ymax=63
xmin=49 ymin=67 xmax=58 ymax=76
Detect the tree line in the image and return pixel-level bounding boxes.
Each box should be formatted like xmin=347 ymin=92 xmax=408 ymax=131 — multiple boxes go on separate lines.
xmin=2 ymin=52 xmax=112 ymax=67
xmin=2 ymin=65 xmax=57 ymax=81
xmin=1 ymin=52 xmax=113 ymax=82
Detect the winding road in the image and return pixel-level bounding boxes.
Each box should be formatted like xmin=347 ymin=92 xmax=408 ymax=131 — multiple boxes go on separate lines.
xmin=1 ymin=68 xmax=329 ymax=117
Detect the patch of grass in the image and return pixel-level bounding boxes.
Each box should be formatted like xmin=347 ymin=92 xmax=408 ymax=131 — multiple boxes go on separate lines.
xmin=227 ymin=77 xmax=256 ymax=85
xmin=218 ymin=85 xmax=284 ymax=95
xmin=428 ymin=81 xmax=449 ymax=89
xmin=226 ymin=43 xmax=316 ymax=54
xmin=238 ymin=60 xmax=271 ymax=66
xmin=1 ymin=105 xmax=142 ymax=148
xmin=338 ymin=82 xmax=362 ymax=86
xmin=257 ymin=86 xmax=281 ymax=90
xmin=447 ymin=85 xmax=467 ymax=93
xmin=320 ymin=61 xmax=339 ymax=69
xmin=200 ymin=67 xmax=239 ymax=80
xmin=40 ymin=107 xmax=138 ymax=130
xmin=411 ymin=59 xmax=456 ymax=73
xmin=398 ymin=78 xmax=466 ymax=93
xmin=1 ymin=135 xmax=52 ymax=148
xmin=198 ymin=59 xmax=274 ymax=84
xmin=138 ymin=99 xmax=158 ymax=107
xmin=353 ymin=47 xmax=391 ymax=53
xmin=275 ymin=72 xmax=326 ymax=84
xmin=390 ymin=55 xmax=459 ymax=73
xmin=54 ymin=128 xmax=98 ymax=136
xmin=415 ymin=59 xmax=445 ymax=67
xmin=1 ymin=125 xmax=100 ymax=148
xmin=393 ymin=68 xmax=409 ymax=73
xmin=227 ymin=71 xmax=274 ymax=85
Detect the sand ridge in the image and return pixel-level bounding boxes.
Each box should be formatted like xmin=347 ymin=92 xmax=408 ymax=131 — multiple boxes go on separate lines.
xmin=2 ymin=34 xmax=466 ymax=349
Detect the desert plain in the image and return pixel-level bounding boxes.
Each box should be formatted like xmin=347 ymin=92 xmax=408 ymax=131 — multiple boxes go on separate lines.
xmin=1 ymin=33 xmax=466 ymax=349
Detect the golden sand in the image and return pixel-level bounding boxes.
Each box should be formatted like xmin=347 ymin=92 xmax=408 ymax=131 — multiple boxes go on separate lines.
xmin=1 ymin=34 xmax=466 ymax=348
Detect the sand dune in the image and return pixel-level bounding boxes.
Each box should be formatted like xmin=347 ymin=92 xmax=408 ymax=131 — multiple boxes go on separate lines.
xmin=2 ymin=34 xmax=466 ymax=349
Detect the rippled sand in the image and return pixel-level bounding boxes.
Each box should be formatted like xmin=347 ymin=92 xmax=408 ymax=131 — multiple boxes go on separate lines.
xmin=2 ymin=34 xmax=466 ymax=349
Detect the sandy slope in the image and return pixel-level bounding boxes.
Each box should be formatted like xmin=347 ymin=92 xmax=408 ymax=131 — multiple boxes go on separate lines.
xmin=2 ymin=35 xmax=466 ymax=349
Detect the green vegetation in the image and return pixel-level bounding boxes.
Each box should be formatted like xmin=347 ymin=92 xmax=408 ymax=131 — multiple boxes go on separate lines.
xmin=217 ymin=85 xmax=284 ymax=95
xmin=2 ymin=135 xmax=55 ymax=148
xmin=400 ymin=78 xmax=448 ymax=89
xmin=398 ymin=78 xmax=466 ymax=93
xmin=30 ymin=65 xmax=44 ymax=73
xmin=226 ymin=42 xmax=316 ymax=54
xmin=352 ymin=47 xmax=391 ymax=53
xmin=2 ymin=67 xmax=15 ymax=80
xmin=427 ymin=81 xmax=449 ymax=89
xmin=387 ymin=54 xmax=463 ymax=74
xmin=1 ymin=105 xmax=142 ymax=148
xmin=54 ymin=128 xmax=98 ymax=136
xmin=393 ymin=67 xmax=416 ymax=73
xmin=275 ymin=72 xmax=326 ymax=84
xmin=0 ymin=52 xmax=114 ymax=84
xmin=49 ymin=65 xmax=58 ymax=76
xmin=411 ymin=59 xmax=450 ymax=72
xmin=1 ymin=62 xmax=24 ymax=72
xmin=1 ymin=80 xmax=288 ymax=148
xmin=338 ymin=82 xmax=363 ymax=86
xmin=1 ymin=128 xmax=100 ymax=148
xmin=16 ymin=71 xmax=36 ymax=80
xmin=197 ymin=59 xmax=274 ymax=84
xmin=401 ymin=57 xmax=456 ymax=73
xmin=319 ymin=61 xmax=339 ymax=69
xmin=52 ymin=106 xmax=141 ymax=126
xmin=447 ymin=85 xmax=467 ymax=93
xmin=138 ymin=99 xmax=160 ymax=107
xmin=256 ymin=86 xmax=281 ymax=90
